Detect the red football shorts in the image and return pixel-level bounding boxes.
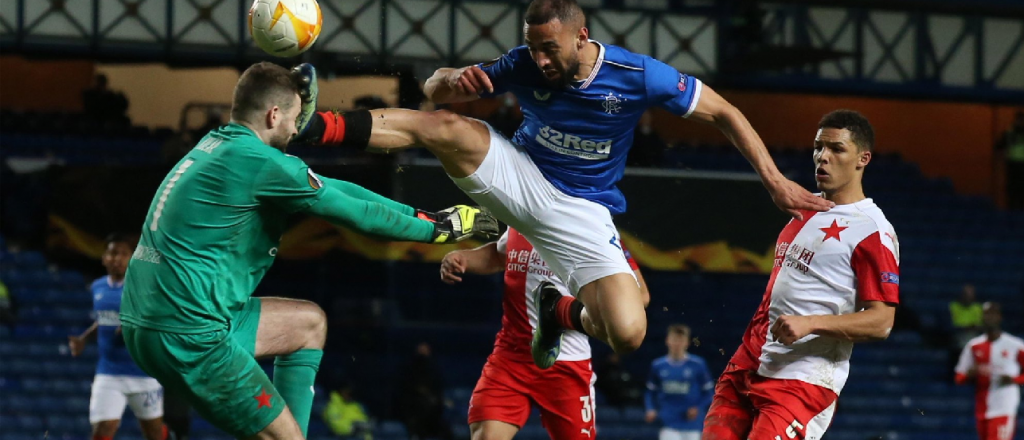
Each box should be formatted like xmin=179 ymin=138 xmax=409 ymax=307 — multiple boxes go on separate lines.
xmin=977 ymin=415 xmax=1016 ymax=440
xmin=702 ymin=363 xmax=838 ymax=440
xmin=469 ymin=354 xmax=596 ymax=439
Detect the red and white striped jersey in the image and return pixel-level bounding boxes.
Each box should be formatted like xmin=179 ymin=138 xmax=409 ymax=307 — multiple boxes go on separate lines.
xmin=731 ymin=198 xmax=900 ymax=394
xmin=493 ymin=228 xmax=638 ymax=363
xmin=956 ymin=333 xmax=1024 ymax=419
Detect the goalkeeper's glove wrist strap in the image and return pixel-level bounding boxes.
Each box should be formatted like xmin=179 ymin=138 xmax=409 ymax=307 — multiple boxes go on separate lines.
xmin=416 ymin=209 xmax=440 ymax=222
xmin=431 ymin=223 xmax=453 ymax=243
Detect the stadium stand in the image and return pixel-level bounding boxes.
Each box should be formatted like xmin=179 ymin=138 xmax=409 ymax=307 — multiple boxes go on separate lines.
xmin=2 ymin=123 xmax=1022 ymax=439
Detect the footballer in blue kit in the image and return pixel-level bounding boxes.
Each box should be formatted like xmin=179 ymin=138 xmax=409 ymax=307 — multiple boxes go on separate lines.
xmin=644 ymin=324 xmax=713 ymax=440
xmin=69 ymin=234 xmax=166 ymax=440
xmin=475 ymin=41 xmax=702 ymax=215
xmin=303 ymin=0 xmax=831 ymax=374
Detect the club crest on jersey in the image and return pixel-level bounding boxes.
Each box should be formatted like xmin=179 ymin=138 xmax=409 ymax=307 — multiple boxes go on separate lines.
xmin=481 ymin=57 xmax=501 ymax=68
xmin=307 ymin=169 xmax=323 ymax=190
xmin=602 ymin=92 xmax=624 ymax=115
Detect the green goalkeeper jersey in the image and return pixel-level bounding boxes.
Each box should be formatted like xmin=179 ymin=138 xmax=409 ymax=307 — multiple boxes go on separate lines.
xmin=122 ymin=123 xmax=433 ymax=333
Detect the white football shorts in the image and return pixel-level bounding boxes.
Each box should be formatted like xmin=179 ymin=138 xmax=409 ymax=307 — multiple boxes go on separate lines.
xmin=451 ymin=122 xmax=635 ymax=294
xmin=89 ymin=374 xmax=163 ymax=423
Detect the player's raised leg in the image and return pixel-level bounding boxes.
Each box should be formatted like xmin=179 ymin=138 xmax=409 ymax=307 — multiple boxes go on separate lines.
xmin=532 ymin=273 xmax=646 ymax=367
xmin=535 ymin=241 xmax=651 ymax=367
xmin=304 ymin=108 xmax=491 ymax=178
xmin=578 ymin=273 xmax=647 ymax=353
xmin=252 ymin=297 xmax=327 ymax=439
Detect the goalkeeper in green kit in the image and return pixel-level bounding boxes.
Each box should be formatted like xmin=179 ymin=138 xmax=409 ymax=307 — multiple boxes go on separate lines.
xmin=120 ymin=62 xmax=499 ymax=440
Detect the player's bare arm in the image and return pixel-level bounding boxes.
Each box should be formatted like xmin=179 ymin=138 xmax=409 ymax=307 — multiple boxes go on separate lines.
xmin=68 ymin=321 xmax=99 ymax=356
xmin=440 ymin=242 xmax=506 ymax=284
xmin=688 ymin=85 xmax=834 ymax=219
xmin=771 ymin=300 xmax=895 ymax=345
xmin=424 ymin=66 xmax=494 ymax=104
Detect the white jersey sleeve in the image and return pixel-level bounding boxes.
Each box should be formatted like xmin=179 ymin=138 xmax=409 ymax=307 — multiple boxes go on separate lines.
xmin=956 ymin=338 xmax=977 ymax=375
xmin=496 ymin=230 xmax=509 ymax=253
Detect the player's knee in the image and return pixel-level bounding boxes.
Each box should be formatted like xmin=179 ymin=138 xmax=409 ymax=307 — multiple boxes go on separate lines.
xmin=92 ymin=420 xmax=120 ymax=437
xmin=306 ymin=304 xmax=328 ymax=348
xmin=421 ymin=110 xmax=466 ymax=149
xmin=294 ymin=300 xmax=327 ymax=349
xmin=609 ymin=321 xmax=646 ymax=354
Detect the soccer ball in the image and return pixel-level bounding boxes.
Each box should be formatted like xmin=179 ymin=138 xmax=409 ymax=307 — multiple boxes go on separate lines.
xmin=248 ymin=0 xmax=322 ymax=58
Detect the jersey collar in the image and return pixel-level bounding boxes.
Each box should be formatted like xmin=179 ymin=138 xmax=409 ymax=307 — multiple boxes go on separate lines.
xmin=106 ymin=276 xmax=124 ymax=288
xmin=666 ymin=353 xmax=689 ymax=365
xmin=813 ymin=193 xmax=875 ymax=210
xmin=574 ymin=40 xmax=605 ymax=90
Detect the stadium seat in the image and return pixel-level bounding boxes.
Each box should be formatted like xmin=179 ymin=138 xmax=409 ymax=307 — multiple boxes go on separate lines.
xmin=378 ymin=420 xmax=407 ymax=437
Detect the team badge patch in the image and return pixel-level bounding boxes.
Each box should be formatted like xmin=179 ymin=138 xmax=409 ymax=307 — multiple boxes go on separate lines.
xmin=481 ymin=57 xmax=501 ymax=68
xmin=602 ymin=92 xmax=623 ymax=115
xmin=307 ymin=169 xmax=323 ymax=190
xmin=254 ymin=388 xmax=273 ymax=409
xmin=881 ymin=272 xmax=899 ymax=285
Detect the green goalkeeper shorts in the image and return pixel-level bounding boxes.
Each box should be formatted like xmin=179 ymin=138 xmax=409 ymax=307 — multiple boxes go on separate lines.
xmin=123 ymin=298 xmax=284 ymax=438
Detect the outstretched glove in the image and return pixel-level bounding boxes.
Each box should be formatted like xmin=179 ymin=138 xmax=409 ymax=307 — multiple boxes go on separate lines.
xmin=419 ymin=205 xmax=501 ymax=244
xmin=291 ymin=63 xmax=319 ymax=136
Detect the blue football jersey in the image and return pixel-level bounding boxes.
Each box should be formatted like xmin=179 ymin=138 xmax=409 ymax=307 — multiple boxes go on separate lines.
xmin=644 ymin=354 xmax=714 ymax=431
xmin=479 ymin=41 xmax=702 ymax=214
xmin=92 ymin=276 xmax=148 ymax=377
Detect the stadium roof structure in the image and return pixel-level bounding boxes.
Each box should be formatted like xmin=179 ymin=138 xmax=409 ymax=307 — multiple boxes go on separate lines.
xmin=1 ymin=0 xmax=1021 ymax=102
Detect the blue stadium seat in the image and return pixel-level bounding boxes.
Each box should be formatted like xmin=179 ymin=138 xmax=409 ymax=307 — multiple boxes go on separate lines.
xmin=599 ymin=406 xmax=623 ymax=423
xmin=19 ymin=378 xmax=48 ymax=394
xmin=378 ymin=420 xmax=407 ymax=437
xmin=14 ymin=415 xmax=44 ymax=431
xmin=2 ymin=434 xmax=44 ymax=440
xmin=0 ymin=376 xmax=20 ymax=392
xmin=6 ymin=360 xmax=38 ymax=376
xmin=0 ymin=393 xmax=36 ymax=413
xmin=46 ymin=414 xmax=90 ymax=434
xmin=0 ymin=340 xmax=19 ymax=357
xmin=622 ymin=406 xmax=646 ymax=422
xmin=11 ymin=251 xmax=47 ymax=269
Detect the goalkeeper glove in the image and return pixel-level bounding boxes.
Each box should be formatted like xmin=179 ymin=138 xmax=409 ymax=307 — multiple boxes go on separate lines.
xmin=419 ymin=205 xmax=501 ymax=244
xmin=291 ymin=63 xmax=319 ymax=136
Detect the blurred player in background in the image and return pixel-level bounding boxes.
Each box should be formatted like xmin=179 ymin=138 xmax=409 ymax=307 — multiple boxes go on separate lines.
xmin=120 ymin=62 xmax=498 ymax=440
xmin=955 ymin=302 xmax=1024 ymax=440
xmin=644 ymin=324 xmax=713 ymax=440
xmin=440 ymin=226 xmax=648 ymax=440
xmin=68 ymin=234 xmax=167 ymax=440
xmin=299 ymin=0 xmax=831 ymax=371
xmin=703 ymin=110 xmax=900 ymax=440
